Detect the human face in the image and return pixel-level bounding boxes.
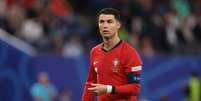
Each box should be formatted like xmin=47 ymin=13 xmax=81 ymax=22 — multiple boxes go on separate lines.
xmin=38 ymin=72 xmax=49 ymax=84
xmin=98 ymin=14 xmax=121 ymax=38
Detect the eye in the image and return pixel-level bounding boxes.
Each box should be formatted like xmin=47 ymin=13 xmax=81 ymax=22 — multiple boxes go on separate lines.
xmin=107 ymin=20 xmax=113 ymax=23
xmin=99 ymin=20 xmax=104 ymax=23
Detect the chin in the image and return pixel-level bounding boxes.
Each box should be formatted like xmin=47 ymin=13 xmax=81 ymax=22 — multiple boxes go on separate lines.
xmin=102 ymin=35 xmax=111 ymax=38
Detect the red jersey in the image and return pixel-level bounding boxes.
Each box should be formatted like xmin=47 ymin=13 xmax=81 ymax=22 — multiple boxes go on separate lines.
xmin=82 ymin=40 xmax=143 ymax=101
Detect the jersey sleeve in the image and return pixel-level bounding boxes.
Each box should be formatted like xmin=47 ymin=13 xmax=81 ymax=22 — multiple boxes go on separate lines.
xmin=81 ymin=49 xmax=97 ymax=101
xmin=30 ymin=84 xmax=41 ymax=97
xmin=115 ymin=47 xmax=143 ymax=96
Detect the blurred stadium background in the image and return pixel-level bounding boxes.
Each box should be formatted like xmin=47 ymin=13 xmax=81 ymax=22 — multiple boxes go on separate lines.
xmin=0 ymin=0 xmax=201 ymax=101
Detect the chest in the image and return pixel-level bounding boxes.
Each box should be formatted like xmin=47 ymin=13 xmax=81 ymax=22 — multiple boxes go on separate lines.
xmin=92 ymin=51 xmax=125 ymax=75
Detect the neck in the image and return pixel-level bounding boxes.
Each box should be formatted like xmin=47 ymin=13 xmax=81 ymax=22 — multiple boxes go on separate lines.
xmin=40 ymin=82 xmax=49 ymax=87
xmin=103 ymin=34 xmax=120 ymax=51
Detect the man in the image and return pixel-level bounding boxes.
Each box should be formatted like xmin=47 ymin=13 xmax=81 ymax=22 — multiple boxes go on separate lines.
xmin=186 ymin=72 xmax=201 ymax=101
xmin=30 ymin=72 xmax=57 ymax=101
xmin=82 ymin=8 xmax=143 ymax=101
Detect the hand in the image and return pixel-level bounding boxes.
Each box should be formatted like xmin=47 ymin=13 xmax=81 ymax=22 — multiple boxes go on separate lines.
xmin=88 ymin=83 xmax=107 ymax=96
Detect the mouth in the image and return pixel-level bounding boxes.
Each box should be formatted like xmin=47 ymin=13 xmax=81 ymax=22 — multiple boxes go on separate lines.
xmin=102 ymin=30 xmax=109 ymax=34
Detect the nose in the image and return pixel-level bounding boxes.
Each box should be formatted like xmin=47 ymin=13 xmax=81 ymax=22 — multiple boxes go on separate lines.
xmin=102 ymin=23 xmax=109 ymax=29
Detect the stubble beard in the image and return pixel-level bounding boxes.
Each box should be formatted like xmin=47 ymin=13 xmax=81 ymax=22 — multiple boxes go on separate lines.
xmin=102 ymin=32 xmax=116 ymax=42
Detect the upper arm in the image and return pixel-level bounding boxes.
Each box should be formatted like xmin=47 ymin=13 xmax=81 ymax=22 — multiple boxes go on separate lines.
xmin=114 ymin=47 xmax=142 ymax=95
xmin=124 ymin=47 xmax=142 ymax=84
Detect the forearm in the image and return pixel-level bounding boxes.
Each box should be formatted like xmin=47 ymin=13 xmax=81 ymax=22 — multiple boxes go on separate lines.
xmin=82 ymin=67 xmax=97 ymax=101
xmin=113 ymin=84 xmax=141 ymax=96
xmin=82 ymin=86 xmax=94 ymax=101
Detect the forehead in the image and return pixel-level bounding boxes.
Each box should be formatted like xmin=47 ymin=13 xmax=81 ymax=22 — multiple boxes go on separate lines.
xmin=99 ymin=14 xmax=116 ymax=20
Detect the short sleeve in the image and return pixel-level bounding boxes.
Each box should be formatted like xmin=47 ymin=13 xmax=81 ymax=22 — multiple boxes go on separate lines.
xmin=124 ymin=47 xmax=142 ymax=74
xmin=30 ymin=84 xmax=43 ymax=97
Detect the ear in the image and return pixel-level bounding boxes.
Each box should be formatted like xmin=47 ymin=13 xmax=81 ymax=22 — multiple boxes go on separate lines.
xmin=117 ymin=21 xmax=121 ymax=29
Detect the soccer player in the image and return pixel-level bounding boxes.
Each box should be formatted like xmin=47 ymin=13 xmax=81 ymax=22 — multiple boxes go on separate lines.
xmin=82 ymin=8 xmax=143 ymax=101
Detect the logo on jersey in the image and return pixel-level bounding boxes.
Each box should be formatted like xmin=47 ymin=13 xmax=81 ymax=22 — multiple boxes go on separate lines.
xmin=113 ymin=58 xmax=119 ymax=72
xmin=131 ymin=66 xmax=142 ymax=72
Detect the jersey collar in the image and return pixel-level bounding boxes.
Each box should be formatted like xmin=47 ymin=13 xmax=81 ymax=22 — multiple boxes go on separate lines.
xmin=101 ymin=40 xmax=122 ymax=52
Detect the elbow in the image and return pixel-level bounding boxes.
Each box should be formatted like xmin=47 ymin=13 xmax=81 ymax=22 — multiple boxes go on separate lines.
xmin=131 ymin=84 xmax=141 ymax=96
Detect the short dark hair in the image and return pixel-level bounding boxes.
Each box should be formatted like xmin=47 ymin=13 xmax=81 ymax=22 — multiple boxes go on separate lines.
xmin=97 ymin=8 xmax=120 ymax=21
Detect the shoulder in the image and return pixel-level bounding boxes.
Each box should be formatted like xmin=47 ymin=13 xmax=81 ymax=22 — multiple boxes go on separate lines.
xmin=32 ymin=83 xmax=41 ymax=88
xmin=121 ymin=41 xmax=143 ymax=65
xmin=121 ymin=41 xmax=141 ymax=59
xmin=121 ymin=41 xmax=137 ymax=52
xmin=90 ymin=43 xmax=102 ymax=55
xmin=31 ymin=83 xmax=43 ymax=90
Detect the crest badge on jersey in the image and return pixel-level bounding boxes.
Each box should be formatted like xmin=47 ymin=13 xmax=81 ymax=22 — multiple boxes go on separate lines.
xmin=113 ymin=58 xmax=119 ymax=72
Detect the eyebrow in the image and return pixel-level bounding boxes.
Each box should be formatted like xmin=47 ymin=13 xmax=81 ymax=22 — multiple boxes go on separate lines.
xmin=99 ymin=19 xmax=114 ymax=22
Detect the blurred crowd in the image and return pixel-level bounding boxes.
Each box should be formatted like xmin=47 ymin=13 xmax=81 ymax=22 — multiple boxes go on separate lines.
xmin=0 ymin=0 xmax=201 ymax=58
xmin=31 ymin=72 xmax=72 ymax=101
